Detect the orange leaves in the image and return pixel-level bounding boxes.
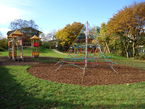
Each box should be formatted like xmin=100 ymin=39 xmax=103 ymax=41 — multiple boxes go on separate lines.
xmin=107 ymin=2 xmax=145 ymax=39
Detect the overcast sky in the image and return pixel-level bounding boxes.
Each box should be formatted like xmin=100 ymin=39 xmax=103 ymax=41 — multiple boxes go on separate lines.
xmin=0 ymin=0 xmax=144 ymax=36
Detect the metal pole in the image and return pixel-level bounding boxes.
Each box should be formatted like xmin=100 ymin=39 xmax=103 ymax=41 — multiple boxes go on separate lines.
xmin=82 ymin=21 xmax=89 ymax=83
xmin=85 ymin=21 xmax=89 ymax=68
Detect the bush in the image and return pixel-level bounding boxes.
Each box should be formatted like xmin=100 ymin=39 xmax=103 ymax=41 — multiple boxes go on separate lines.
xmin=41 ymin=41 xmax=50 ymax=49
xmin=41 ymin=41 xmax=56 ymax=49
xmin=0 ymin=38 xmax=8 ymax=51
xmin=135 ymin=53 xmax=145 ymax=60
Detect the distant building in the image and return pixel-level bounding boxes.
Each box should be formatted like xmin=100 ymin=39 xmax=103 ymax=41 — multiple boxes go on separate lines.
xmin=7 ymin=27 xmax=42 ymax=46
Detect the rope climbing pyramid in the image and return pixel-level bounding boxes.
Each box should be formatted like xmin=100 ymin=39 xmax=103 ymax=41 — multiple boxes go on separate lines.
xmin=55 ymin=22 xmax=118 ymax=75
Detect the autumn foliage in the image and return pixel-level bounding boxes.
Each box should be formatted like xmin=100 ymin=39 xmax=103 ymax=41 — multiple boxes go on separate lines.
xmin=56 ymin=22 xmax=84 ymax=51
xmin=98 ymin=2 xmax=145 ymax=57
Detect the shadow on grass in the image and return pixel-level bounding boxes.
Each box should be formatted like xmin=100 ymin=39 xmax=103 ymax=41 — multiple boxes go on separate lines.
xmin=0 ymin=66 xmax=145 ymax=109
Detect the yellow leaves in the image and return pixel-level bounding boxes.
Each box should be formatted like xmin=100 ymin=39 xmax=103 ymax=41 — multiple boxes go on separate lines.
xmin=55 ymin=22 xmax=84 ymax=47
xmin=99 ymin=23 xmax=108 ymax=37
xmin=107 ymin=2 xmax=145 ymax=38
xmin=92 ymin=39 xmax=97 ymax=44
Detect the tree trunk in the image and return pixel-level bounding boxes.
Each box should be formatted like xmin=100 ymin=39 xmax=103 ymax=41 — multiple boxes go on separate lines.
xmin=126 ymin=50 xmax=129 ymax=58
xmin=132 ymin=42 xmax=135 ymax=57
xmin=105 ymin=42 xmax=110 ymax=53
xmin=125 ymin=43 xmax=129 ymax=58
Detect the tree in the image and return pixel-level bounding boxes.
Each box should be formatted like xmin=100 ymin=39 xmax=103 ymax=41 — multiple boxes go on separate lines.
xmin=28 ymin=20 xmax=39 ymax=29
xmin=56 ymin=22 xmax=84 ymax=51
xmin=109 ymin=34 xmax=131 ymax=58
xmin=0 ymin=38 xmax=7 ymax=51
xmin=46 ymin=31 xmax=56 ymax=41
xmin=97 ymin=23 xmax=111 ymax=53
xmin=107 ymin=2 xmax=145 ymax=57
xmin=9 ymin=19 xmax=39 ymax=30
xmin=0 ymin=32 xmax=3 ymax=39
xmin=89 ymin=26 xmax=100 ymax=38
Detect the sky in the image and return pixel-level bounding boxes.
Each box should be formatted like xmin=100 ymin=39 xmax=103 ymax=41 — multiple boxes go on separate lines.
xmin=0 ymin=0 xmax=144 ymax=36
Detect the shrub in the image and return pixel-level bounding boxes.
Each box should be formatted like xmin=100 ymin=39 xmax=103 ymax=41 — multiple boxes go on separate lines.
xmin=41 ymin=41 xmax=56 ymax=49
xmin=0 ymin=38 xmax=8 ymax=51
xmin=135 ymin=53 xmax=145 ymax=60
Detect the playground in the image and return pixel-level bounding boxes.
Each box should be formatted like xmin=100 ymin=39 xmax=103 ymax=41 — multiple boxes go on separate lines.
xmin=1 ymin=27 xmax=145 ymax=86
xmin=0 ymin=1 xmax=145 ymax=108
xmin=1 ymin=46 xmax=145 ymax=108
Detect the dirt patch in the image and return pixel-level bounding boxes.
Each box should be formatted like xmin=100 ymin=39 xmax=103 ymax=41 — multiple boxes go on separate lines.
xmin=28 ymin=63 xmax=145 ymax=86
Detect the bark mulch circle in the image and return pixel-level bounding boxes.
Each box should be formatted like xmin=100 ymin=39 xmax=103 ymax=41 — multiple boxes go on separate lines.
xmin=28 ymin=63 xmax=145 ymax=86
xmin=1 ymin=56 xmax=145 ymax=86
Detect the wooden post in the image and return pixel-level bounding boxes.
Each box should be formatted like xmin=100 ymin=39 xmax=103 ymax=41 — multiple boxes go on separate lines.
xmin=20 ymin=45 xmax=23 ymax=60
xmin=12 ymin=38 xmax=15 ymax=60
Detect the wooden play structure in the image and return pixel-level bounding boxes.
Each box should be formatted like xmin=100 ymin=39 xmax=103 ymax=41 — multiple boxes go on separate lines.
xmin=30 ymin=35 xmax=40 ymax=58
xmin=7 ymin=30 xmax=40 ymax=60
xmin=7 ymin=30 xmax=23 ymax=61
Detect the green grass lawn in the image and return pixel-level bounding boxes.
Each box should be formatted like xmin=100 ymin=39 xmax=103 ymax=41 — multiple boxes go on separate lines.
xmin=106 ymin=54 xmax=145 ymax=70
xmin=113 ymin=59 xmax=145 ymax=70
xmin=0 ymin=48 xmax=67 ymax=58
xmin=0 ymin=48 xmax=145 ymax=109
xmin=1 ymin=65 xmax=145 ymax=109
